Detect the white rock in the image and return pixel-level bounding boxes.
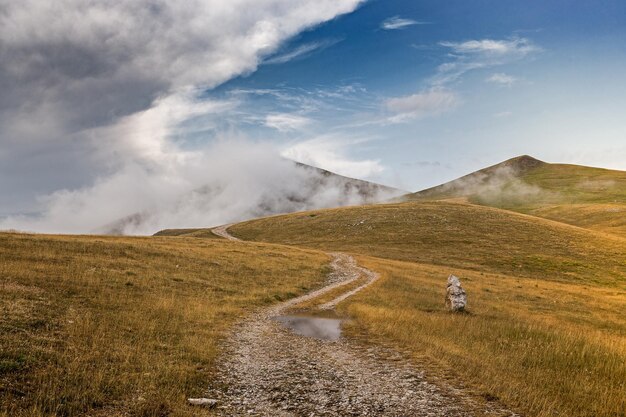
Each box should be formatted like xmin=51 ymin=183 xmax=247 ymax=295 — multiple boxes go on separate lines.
xmin=445 ymin=274 xmax=467 ymax=312
xmin=187 ymin=398 xmax=218 ymax=407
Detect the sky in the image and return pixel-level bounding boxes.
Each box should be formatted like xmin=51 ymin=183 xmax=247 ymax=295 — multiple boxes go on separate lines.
xmin=1 ymin=0 xmax=625 ymax=232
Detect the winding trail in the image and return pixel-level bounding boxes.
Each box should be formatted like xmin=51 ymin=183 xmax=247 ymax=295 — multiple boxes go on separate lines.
xmin=209 ymin=224 xmax=515 ymax=416
xmin=211 ymin=223 xmax=241 ymax=241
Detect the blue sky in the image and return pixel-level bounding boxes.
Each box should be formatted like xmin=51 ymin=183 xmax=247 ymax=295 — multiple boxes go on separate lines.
xmin=1 ymin=0 xmax=625 ymax=231
xmin=206 ymin=0 xmax=626 ymax=190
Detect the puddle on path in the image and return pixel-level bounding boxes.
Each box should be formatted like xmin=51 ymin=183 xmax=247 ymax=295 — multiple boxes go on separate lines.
xmin=274 ymin=315 xmax=342 ymax=341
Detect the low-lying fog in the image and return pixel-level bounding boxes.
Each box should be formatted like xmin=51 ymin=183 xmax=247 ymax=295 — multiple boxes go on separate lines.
xmin=0 ymin=141 xmax=402 ymax=235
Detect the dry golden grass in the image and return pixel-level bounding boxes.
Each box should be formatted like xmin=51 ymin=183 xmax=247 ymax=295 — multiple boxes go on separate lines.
xmin=0 ymin=232 xmax=328 ymax=417
xmin=152 ymin=229 xmax=222 ymax=238
xmin=338 ymin=256 xmax=626 ymax=417
xmin=519 ymin=163 xmax=626 ymax=205
xmin=7 ymin=191 xmax=626 ymax=416
xmin=230 ymin=201 xmax=626 ymax=287
xmin=229 ymin=200 xmax=626 ymax=417
xmin=529 ymin=203 xmax=626 ymax=237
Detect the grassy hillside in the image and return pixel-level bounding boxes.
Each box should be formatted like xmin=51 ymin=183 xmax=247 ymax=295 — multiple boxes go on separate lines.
xmin=0 ymin=232 xmax=328 ymax=416
xmin=229 ymin=201 xmax=626 ymax=287
xmin=530 ymin=203 xmax=626 ymax=237
xmin=404 ymin=155 xmax=626 ymax=237
xmin=6 ymin=156 xmax=626 ymax=416
xmin=152 ymin=228 xmax=222 ymax=238
xmin=340 ymin=256 xmax=626 ymax=417
xmin=225 ymin=200 xmax=626 ymax=417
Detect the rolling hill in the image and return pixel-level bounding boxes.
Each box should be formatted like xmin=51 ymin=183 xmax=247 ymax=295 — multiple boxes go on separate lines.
xmin=159 ymin=174 xmax=626 ymax=417
xmin=220 ymin=199 xmax=626 ymax=417
xmin=227 ymin=200 xmax=626 ymax=286
xmin=403 ymin=155 xmax=626 ymax=236
xmin=6 ymin=155 xmax=626 ymax=417
xmin=0 ymin=232 xmax=329 ymax=416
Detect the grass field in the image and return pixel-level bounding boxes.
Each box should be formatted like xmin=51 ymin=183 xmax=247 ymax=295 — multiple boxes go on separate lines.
xmin=4 ymin=158 xmax=626 ymax=417
xmin=229 ymin=201 xmax=626 ymax=287
xmin=152 ymin=229 xmax=222 ymax=238
xmin=527 ymin=203 xmax=626 ymax=237
xmin=224 ymin=200 xmax=626 ymax=417
xmin=517 ymin=162 xmax=626 ymax=205
xmin=340 ymin=257 xmax=626 ymax=417
xmin=0 ymin=232 xmax=328 ymax=417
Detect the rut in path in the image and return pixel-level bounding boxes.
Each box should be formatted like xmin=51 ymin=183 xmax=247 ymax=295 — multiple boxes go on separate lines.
xmin=209 ymin=225 xmax=516 ymax=417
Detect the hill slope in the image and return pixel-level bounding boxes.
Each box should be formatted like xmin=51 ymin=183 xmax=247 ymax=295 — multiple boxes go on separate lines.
xmin=0 ymin=232 xmax=328 ymax=416
xmin=222 ymin=200 xmax=626 ymax=417
xmin=228 ymin=200 xmax=626 ymax=286
xmin=404 ymin=155 xmax=626 ymax=236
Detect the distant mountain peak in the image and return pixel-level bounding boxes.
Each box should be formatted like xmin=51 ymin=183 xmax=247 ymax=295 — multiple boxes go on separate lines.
xmin=405 ymin=154 xmax=626 ymax=210
xmin=496 ymin=155 xmax=545 ymax=172
xmin=406 ymin=155 xmax=546 ymax=200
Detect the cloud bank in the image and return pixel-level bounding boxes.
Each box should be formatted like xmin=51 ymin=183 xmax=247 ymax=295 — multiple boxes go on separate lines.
xmin=282 ymin=135 xmax=385 ymax=179
xmin=0 ymin=0 xmax=362 ymax=143
xmin=0 ymin=0 xmax=366 ymax=232
xmin=1 ymin=141 xmax=400 ymax=235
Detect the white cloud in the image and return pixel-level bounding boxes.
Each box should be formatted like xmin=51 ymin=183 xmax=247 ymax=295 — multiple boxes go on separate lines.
xmin=264 ymin=39 xmax=341 ymax=64
xmin=0 ymin=0 xmax=364 ymax=217
xmin=381 ymin=16 xmax=427 ymax=30
xmin=0 ymin=1 xmax=363 ymax=93
xmin=486 ymin=73 xmax=517 ymax=86
xmin=440 ymin=38 xmax=539 ymax=56
xmin=434 ymin=37 xmax=540 ymax=85
xmin=385 ymin=90 xmax=459 ymax=123
xmin=265 ymin=113 xmax=312 ymax=132
xmin=1 ymin=140 xmax=398 ymax=235
xmin=381 ymin=38 xmax=536 ymax=122
xmin=282 ymin=135 xmax=385 ymax=179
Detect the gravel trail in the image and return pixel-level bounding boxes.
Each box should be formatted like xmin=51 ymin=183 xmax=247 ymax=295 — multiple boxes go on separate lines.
xmin=211 ymin=224 xmax=241 ymax=241
xmin=208 ymin=224 xmax=515 ymax=416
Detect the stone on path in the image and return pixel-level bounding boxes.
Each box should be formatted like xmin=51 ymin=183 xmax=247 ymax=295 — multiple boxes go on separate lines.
xmin=188 ymin=398 xmax=218 ymax=408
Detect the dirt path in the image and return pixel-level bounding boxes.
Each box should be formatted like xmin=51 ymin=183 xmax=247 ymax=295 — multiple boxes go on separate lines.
xmin=209 ymin=225 xmax=515 ymax=416
xmin=211 ymin=224 xmax=241 ymax=241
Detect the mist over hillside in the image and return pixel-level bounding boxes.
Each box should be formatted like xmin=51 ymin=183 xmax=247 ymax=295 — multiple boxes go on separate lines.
xmin=0 ymin=142 xmax=403 ymax=235
xmin=406 ymin=155 xmax=547 ymax=202
xmin=405 ymin=155 xmax=626 ymax=205
xmin=101 ymin=159 xmax=403 ymax=235
xmin=404 ymin=155 xmax=626 ymax=236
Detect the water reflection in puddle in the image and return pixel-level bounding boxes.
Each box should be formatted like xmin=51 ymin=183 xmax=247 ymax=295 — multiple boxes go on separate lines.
xmin=274 ymin=316 xmax=342 ymax=341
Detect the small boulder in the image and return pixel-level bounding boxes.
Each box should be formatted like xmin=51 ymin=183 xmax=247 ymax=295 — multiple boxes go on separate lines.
xmin=187 ymin=398 xmax=218 ymax=408
xmin=445 ymin=274 xmax=467 ymax=312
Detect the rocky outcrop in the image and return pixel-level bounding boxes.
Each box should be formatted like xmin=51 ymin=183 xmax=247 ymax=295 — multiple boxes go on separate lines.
xmin=446 ymin=275 xmax=467 ymax=312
